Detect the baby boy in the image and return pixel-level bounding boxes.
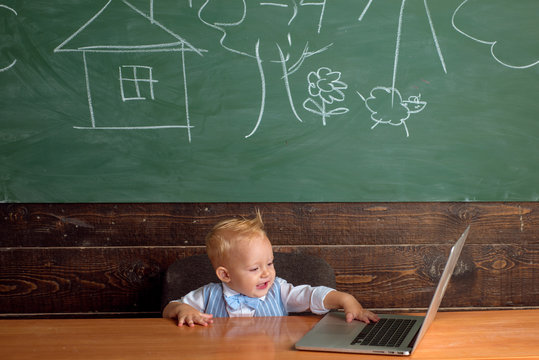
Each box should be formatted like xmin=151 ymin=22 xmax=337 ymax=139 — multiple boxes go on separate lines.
xmin=163 ymin=211 xmax=379 ymax=327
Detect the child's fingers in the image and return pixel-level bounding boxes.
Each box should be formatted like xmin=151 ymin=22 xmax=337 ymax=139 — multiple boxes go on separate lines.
xmin=178 ymin=313 xmax=213 ymax=327
xmin=345 ymin=312 xmax=356 ymax=323
xmin=200 ymin=313 xmax=213 ymax=321
xmin=177 ymin=315 xmax=186 ymax=327
xmin=201 ymin=317 xmax=214 ymax=325
xmin=195 ymin=315 xmax=211 ymax=327
xmin=346 ymin=310 xmax=379 ymax=324
xmin=361 ymin=311 xmax=379 ymax=323
xmin=366 ymin=311 xmax=380 ymax=322
xmin=191 ymin=313 xmax=213 ymax=327
xmin=178 ymin=314 xmax=195 ymax=327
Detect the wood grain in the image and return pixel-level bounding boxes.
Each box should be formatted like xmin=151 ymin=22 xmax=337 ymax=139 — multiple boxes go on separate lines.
xmin=1 ymin=311 xmax=538 ymax=360
xmin=2 ymin=202 xmax=538 ymax=247
xmin=0 ymin=245 xmax=537 ymax=315
xmin=1 ymin=203 xmax=538 ymax=317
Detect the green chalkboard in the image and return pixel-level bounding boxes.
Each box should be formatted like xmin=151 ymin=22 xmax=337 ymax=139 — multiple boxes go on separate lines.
xmin=1 ymin=0 xmax=538 ymax=202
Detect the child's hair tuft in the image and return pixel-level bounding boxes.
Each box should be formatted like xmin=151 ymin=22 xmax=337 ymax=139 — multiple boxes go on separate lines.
xmin=205 ymin=209 xmax=265 ymax=267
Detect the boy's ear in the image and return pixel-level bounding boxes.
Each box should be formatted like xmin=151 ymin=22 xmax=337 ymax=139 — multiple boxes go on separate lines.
xmin=216 ymin=266 xmax=231 ymax=283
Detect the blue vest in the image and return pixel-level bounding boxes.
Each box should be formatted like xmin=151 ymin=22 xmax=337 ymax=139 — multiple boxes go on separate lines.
xmin=202 ymin=278 xmax=288 ymax=317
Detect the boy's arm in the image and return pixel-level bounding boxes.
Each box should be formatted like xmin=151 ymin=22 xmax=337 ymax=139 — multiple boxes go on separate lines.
xmin=163 ymin=301 xmax=213 ymax=327
xmin=323 ymin=290 xmax=379 ymax=324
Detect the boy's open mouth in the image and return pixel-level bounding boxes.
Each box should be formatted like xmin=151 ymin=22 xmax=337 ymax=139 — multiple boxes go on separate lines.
xmin=256 ymin=281 xmax=269 ymax=290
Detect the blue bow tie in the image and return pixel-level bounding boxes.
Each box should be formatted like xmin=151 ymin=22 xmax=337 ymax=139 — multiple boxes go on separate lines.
xmin=225 ymin=294 xmax=261 ymax=311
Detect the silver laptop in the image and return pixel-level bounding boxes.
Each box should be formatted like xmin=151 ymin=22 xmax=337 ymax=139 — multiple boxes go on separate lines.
xmin=296 ymin=226 xmax=470 ymax=356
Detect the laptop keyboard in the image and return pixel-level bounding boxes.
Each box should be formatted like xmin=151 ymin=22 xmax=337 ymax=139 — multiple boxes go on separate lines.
xmin=351 ymin=318 xmax=417 ymax=347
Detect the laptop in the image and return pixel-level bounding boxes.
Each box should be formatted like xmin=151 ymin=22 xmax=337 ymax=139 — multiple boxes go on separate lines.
xmin=295 ymin=226 xmax=470 ymax=356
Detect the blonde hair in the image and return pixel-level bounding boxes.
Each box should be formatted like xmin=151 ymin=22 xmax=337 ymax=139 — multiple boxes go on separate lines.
xmin=205 ymin=210 xmax=266 ymax=267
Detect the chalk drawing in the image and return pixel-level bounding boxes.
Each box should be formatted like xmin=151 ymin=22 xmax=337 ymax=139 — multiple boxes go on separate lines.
xmin=391 ymin=0 xmax=406 ymax=106
xmin=303 ymin=67 xmax=349 ymax=126
xmin=260 ymin=1 xmax=328 ymax=33
xmin=452 ymin=0 xmax=539 ymax=69
xmin=276 ymin=41 xmax=333 ymax=126
xmin=198 ymin=0 xmax=331 ymax=138
xmin=390 ymin=0 xmax=446 ymax=103
xmin=0 ymin=4 xmax=16 ymax=15
xmin=0 ymin=4 xmax=18 ymax=73
xmin=119 ymin=65 xmax=158 ymax=101
xmin=54 ymin=0 xmax=205 ymax=142
xmin=298 ymin=1 xmax=327 ymax=34
xmin=357 ymin=87 xmax=426 ymax=137
xmin=359 ymin=0 xmax=447 ymax=84
xmin=359 ymin=0 xmax=446 ymax=75
xmin=358 ymin=0 xmax=374 ymax=21
xmin=0 ymin=59 xmax=16 ymax=73
xmin=423 ymin=0 xmax=446 ymax=74
xmin=355 ymin=0 xmax=445 ymax=137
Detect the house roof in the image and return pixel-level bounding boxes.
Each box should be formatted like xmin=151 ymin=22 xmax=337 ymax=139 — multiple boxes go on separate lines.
xmin=55 ymin=0 xmax=204 ymax=55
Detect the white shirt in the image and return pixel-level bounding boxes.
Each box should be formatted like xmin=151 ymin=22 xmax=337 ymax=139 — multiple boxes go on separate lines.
xmin=175 ymin=277 xmax=334 ymax=317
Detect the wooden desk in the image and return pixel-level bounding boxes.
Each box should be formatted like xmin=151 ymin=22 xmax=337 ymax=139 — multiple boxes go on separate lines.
xmin=1 ymin=310 xmax=538 ymax=360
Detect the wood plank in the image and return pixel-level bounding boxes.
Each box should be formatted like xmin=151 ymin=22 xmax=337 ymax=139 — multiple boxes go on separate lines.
xmin=1 ymin=202 xmax=538 ymax=247
xmin=0 ymin=247 xmax=198 ymax=315
xmin=306 ymin=245 xmax=539 ymax=309
xmin=1 ymin=311 xmax=539 ymax=359
xmin=2 ymin=203 xmax=537 ymax=317
xmin=1 ymin=245 xmax=537 ymax=316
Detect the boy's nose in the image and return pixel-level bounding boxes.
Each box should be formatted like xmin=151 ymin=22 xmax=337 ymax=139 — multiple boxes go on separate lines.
xmin=261 ymin=266 xmax=270 ymax=277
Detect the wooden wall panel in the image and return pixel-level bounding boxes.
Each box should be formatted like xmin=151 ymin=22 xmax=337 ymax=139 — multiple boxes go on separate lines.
xmin=1 ymin=203 xmax=538 ymax=317
xmin=0 ymin=245 xmax=537 ymax=316
xmin=2 ymin=202 xmax=538 ymax=247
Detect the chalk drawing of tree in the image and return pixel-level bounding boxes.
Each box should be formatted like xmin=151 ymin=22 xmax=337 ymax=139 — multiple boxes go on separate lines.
xmin=303 ymin=67 xmax=349 ymax=126
xmin=197 ymin=0 xmax=332 ymax=138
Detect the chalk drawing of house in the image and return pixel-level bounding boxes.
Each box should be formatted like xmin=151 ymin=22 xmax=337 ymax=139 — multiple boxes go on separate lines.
xmin=54 ymin=0 xmax=205 ymax=142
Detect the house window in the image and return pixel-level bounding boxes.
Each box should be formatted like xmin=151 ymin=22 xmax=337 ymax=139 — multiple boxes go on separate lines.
xmin=119 ymin=65 xmax=158 ymax=101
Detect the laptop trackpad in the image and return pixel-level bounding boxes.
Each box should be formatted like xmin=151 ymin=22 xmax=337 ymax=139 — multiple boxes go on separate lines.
xmin=302 ymin=312 xmax=364 ymax=345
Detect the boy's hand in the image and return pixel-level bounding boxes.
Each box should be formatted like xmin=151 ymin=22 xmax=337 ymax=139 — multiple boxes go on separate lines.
xmin=163 ymin=302 xmax=214 ymax=327
xmin=341 ymin=293 xmax=379 ymax=323
xmin=324 ymin=290 xmax=380 ymax=324
xmin=343 ymin=304 xmax=380 ymax=324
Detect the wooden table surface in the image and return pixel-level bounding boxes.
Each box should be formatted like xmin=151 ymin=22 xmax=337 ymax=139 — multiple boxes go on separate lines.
xmin=1 ymin=310 xmax=538 ymax=360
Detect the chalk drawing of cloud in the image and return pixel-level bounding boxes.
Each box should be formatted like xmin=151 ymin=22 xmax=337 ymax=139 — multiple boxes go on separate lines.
xmin=452 ymin=0 xmax=539 ymax=69
xmin=0 ymin=5 xmax=18 ymax=72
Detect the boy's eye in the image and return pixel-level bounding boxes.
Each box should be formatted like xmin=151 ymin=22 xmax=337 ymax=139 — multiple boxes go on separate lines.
xmin=250 ymin=267 xmax=259 ymax=272
xmin=268 ymin=262 xmax=274 ymax=267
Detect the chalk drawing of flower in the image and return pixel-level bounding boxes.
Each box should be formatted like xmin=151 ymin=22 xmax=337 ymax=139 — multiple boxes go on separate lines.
xmin=303 ymin=67 xmax=349 ymax=126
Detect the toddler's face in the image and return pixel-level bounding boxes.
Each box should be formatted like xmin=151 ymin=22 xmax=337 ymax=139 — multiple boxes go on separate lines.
xmin=224 ymin=232 xmax=276 ymax=298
